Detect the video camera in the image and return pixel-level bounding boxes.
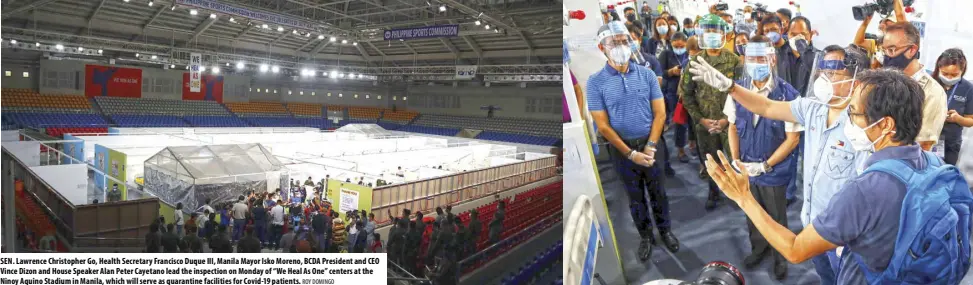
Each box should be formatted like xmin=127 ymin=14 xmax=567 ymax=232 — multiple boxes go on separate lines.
xmin=677 ymin=261 xmax=746 ymax=285
xmin=853 ymin=0 xmax=914 ymax=21
xmin=752 ymin=3 xmax=770 ymax=20
xmin=715 ymin=2 xmax=729 ymax=12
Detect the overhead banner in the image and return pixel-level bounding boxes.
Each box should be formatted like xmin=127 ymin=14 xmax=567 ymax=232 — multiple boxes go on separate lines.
xmin=174 ymin=0 xmax=317 ymax=30
xmin=84 ymin=65 xmax=142 ymax=98
xmin=189 ymin=53 xmax=202 ymax=92
xmin=455 ymin=65 xmax=478 ymax=80
xmin=183 ymin=73 xmax=224 ymax=103
xmin=384 ymin=24 xmax=459 ymax=41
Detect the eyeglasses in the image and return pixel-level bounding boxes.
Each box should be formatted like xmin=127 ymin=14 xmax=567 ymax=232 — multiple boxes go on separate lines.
xmin=880 ymin=44 xmax=914 ymax=57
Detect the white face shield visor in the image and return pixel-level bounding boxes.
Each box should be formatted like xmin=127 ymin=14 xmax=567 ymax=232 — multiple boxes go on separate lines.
xmin=597 ymin=20 xmax=644 ymax=66
xmin=806 ymin=51 xmax=860 ymax=107
xmin=738 ymin=42 xmax=777 ymax=89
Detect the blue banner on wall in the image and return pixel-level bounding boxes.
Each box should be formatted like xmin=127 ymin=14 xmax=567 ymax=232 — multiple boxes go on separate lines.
xmin=384 ymin=25 xmax=459 ymax=41
xmin=62 ymin=134 xmax=85 ymax=165
xmin=93 ymin=144 xmax=109 ymax=191
xmin=175 ymin=0 xmax=317 ymax=30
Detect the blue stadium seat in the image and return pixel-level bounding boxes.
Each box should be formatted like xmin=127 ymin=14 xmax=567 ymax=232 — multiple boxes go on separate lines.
xmin=2 ymin=112 xmax=108 ymax=128
xmin=183 ymin=116 xmax=249 ymax=127
xmin=396 ymin=125 xmax=460 ymax=136
xmin=111 ymin=115 xmax=189 ymax=127
xmin=476 ymin=131 xmax=560 ymax=146
xmin=241 ymin=116 xmax=302 ymax=127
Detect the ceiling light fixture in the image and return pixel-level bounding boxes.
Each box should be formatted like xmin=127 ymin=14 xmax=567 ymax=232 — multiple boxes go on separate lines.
xmin=236 ymin=62 xmax=245 ymax=69
xmin=171 ymin=5 xmax=175 ymax=10
xmin=199 ymin=66 xmax=206 ymax=72
xmin=262 ymin=24 xmax=269 ymax=29
xmin=212 ymin=67 xmax=220 ymax=74
xmin=277 ymin=26 xmax=284 ymax=32
xmin=329 ymin=37 xmax=336 ymax=42
xmin=259 ymin=64 xmax=269 ymax=72
xmin=55 ymin=44 xmax=64 ymax=50
xmin=135 ymin=52 xmax=140 ymax=57
xmin=439 ymin=5 xmax=446 ymax=12
xmin=170 ymin=64 xmax=175 ymax=68
xmin=35 ymin=42 xmax=40 ymax=47
xmin=148 ymin=1 xmax=153 ymax=6
xmin=98 ymin=49 xmax=103 ymax=54
xmin=209 ymin=13 xmax=216 ymax=19
xmin=189 ymin=9 xmax=197 ymax=15
xmin=78 ymin=47 xmax=84 ymax=51
xmin=229 ymin=17 xmax=236 ymax=23
xmin=151 ymin=55 xmax=157 ymax=59
xmin=318 ymin=35 xmax=324 ymax=40
xmin=475 ymin=20 xmax=481 ymax=25
xmin=485 ymin=24 xmax=490 ymax=29
xmin=341 ymin=39 xmax=347 ymax=44
xmin=353 ymin=42 xmax=358 ymax=46
xmin=10 ymin=39 xmax=16 ymax=44
xmin=225 ymin=62 xmax=229 ymax=67
xmin=271 ymin=66 xmax=279 ymax=73
xmin=330 ymin=70 xmax=338 ymax=77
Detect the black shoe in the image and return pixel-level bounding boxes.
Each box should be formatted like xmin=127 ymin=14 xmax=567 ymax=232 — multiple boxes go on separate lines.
xmin=637 ymin=236 xmax=654 ymax=262
xmin=774 ymin=257 xmax=788 ymax=280
xmin=665 ymin=166 xmax=676 ymax=177
xmin=678 ymin=153 xmax=690 ymax=163
xmin=659 ymin=231 xmax=680 ymax=252
xmin=743 ymin=250 xmax=767 ymax=268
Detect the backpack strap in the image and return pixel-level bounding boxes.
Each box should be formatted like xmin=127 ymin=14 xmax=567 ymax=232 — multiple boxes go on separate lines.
xmin=860 ymin=159 xmax=916 ymax=184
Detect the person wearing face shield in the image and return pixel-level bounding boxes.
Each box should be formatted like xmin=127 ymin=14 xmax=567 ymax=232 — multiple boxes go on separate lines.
xmin=687 ymin=44 xmax=869 ymax=285
xmin=586 ymin=20 xmax=680 ymax=261
xmin=703 ymin=68 xmax=973 ymax=285
xmin=932 ymin=49 xmax=973 ymax=165
xmin=678 ymin=14 xmax=743 ymax=211
xmin=880 ymin=23 xmax=948 ymax=152
xmin=722 ymin=38 xmax=802 ymax=280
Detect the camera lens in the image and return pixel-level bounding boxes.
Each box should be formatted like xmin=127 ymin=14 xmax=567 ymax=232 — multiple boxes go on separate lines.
xmin=695 ymin=261 xmax=745 ymax=285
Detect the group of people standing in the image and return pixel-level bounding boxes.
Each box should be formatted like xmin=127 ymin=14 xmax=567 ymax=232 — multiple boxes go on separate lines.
xmin=585 ymin=0 xmax=973 ymax=283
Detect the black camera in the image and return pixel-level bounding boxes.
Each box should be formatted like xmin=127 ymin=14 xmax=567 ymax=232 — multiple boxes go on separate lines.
xmin=715 ymin=3 xmax=729 ymax=11
xmin=677 ymin=261 xmax=746 ymax=285
xmin=853 ymin=0 xmax=914 ymax=21
xmin=752 ymin=3 xmax=769 ymax=19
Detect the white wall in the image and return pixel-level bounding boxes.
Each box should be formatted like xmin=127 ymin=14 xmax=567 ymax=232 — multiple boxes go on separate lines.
xmin=38 ymin=59 xmax=85 ymax=95
xmin=29 ymin=164 xmax=88 ymax=205
xmin=2 ymin=141 xmax=40 ymax=167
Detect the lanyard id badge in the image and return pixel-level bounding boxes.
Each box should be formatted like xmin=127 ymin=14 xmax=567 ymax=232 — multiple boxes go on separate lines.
xmin=932 ymin=139 xmax=946 ymax=159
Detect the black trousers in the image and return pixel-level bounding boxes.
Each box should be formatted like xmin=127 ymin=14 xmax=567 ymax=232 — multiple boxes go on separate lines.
xmin=608 ymin=142 xmax=672 ymax=235
xmin=746 ymin=184 xmax=788 ymax=259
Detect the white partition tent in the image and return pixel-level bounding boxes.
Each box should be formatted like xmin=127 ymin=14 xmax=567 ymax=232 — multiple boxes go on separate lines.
xmin=143 ymin=143 xmax=284 ymax=212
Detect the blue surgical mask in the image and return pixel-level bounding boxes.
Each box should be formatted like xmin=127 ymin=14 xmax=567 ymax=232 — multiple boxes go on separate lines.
xmin=702 ymin=33 xmax=723 ymax=49
xmin=746 ymin=63 xmax=771 ymax=81
xmin=657 ymin=26 xmax=669 ymax=35
xmin=735 ymin=45 xmax=746 ymax=56
xmin=766 ymin=32 xmax=781 ymax=43
xmin=673 ymin=48 xmax=687 ymax=55
xmin=685 ymin=28 xmax=695 ymax=35
xmin=940 ymin=74 xmax=961 ymax=86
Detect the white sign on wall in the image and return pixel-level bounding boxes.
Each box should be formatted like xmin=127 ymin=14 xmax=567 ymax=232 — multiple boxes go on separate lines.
xmin=189 ymin=53 xmax=202 ymax=92
xmin=455 ymin=65 xmax=478 ymax=80
xmin=339 ymin=188 xmax=360 ymax=213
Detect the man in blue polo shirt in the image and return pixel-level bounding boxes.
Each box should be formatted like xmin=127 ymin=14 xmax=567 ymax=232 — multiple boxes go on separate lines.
xmin=587 ymin=21 xmax=679 ymax=261
xmin=703 ymin=69 xmax=972 ymax=285
xmin=688 ymin=45 xmax=869 ymax=285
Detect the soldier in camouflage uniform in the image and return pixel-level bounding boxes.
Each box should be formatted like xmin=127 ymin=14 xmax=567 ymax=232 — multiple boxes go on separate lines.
xmin=678 ymin=14 xmax=743 ymax=210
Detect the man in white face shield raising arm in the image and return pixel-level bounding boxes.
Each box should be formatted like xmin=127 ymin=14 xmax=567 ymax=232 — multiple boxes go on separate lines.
xmin=688 ymin=45 xmax=870 ymax=285
xmin=586 ymin=20 xmax=679 ymax=261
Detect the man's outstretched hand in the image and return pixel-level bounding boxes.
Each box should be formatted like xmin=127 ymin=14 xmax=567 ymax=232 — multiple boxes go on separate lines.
xmin=705 ymin=151 xmax=754 ymax=204
xmin=688 ymin=57 xmax=733 ymax=92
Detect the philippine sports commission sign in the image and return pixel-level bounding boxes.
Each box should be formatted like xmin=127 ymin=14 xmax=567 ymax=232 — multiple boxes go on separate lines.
xmin=384 ymin=24 xmax=459 ymax=41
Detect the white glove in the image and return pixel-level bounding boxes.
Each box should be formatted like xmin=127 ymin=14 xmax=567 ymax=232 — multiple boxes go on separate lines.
xmin=688 ymin=57 xmax=734 ymax=92
xmin=642 ymin=145 xmax=657 ymax=160
xmin=628 ymin=150 xmax=654 ymax=167
xmin=741 ymin=162 xmax=767 ymax=176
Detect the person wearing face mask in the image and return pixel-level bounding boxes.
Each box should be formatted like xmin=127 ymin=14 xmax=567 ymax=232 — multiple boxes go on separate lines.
xmin=587 ymin=21 xmax=679 ymax=261
xmin=688 ymin=45 xmax=869 ymax=285
xmin=704 ymin=68 xmax=973 ymax=285
xmin=647 ymin=17 xmax=674 ymax=58
xmin=932 ymin=49 xmax=973 ymax=165
xmin=679 ymin=14 xmax=743 ymax=210
xmin=881 ymin=22 xmax=947 ymax=152
xmin=667 ymin=16 xmax=681 ymax=39
xmin=733 ymin=33 xmax=750 ymax=60
xmin=852 ymin=0 xmax=906 ymax=68
xmin=735 ymin=5 xmax=757 ymax=37
xmin=661 ymin=33 xmax=691 ymax=163
xmin=683 ymin=18 xmax=695 ymax=37
xmin=720 ymin=13 xmax=737 ymax=52
xmin=630 ymin=21 xmax=676 ymax=176
xmin=722 ymin=38 xmax=802 ymax=280
xmin=623 ymin=7 xmax=638 ymax=24
xmin=779 ymin=17 xmax=817 ymax=95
